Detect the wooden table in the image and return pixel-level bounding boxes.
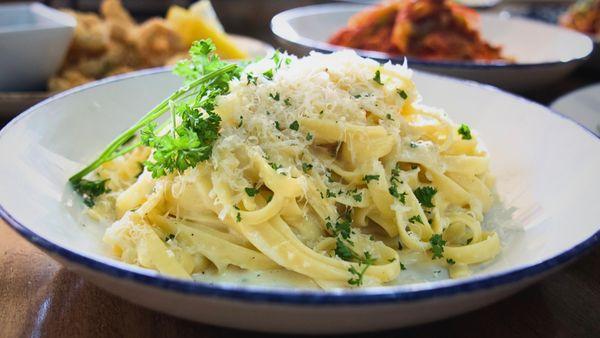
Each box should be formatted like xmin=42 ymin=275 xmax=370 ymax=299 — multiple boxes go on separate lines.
xmin=1 ymin=219 xmax=598 ymax=337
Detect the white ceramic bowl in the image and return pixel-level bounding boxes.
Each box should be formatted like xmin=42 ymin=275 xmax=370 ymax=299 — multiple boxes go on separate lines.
xmin=229 ymin=34 xmax=274 ymax=58
xmin=0 ymin=3 xmax=75 ymax=91
xmin=551 ymin=82 xmax=600 ymax=137
xmin=271 ymin=4 xmax=594 ymax=92
xmin=0 ymin=68 xmax=599 ymax=334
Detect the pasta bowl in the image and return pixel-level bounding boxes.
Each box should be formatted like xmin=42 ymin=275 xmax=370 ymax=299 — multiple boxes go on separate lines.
xmin=0 ymin=68 xmax=599 ymax=334
xmin=271 ymin=4 xmax=593 ymax=92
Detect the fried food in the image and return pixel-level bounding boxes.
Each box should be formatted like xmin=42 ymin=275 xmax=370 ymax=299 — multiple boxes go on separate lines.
xmin=328 ymin=0 xmax=506 ymax=62
xmin=135 ymin=18 xmax=186 ymax=67
xmin=560 ymin=0 xmax=600 ymax=38
xmin=49 ymin=0 xmax=244 ymax=92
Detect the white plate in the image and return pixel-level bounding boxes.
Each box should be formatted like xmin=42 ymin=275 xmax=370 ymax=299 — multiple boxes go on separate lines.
xmin=0 ymin=68 xmax=599 ymax=334
xmin=271 ymin=4 xmax=593 ymax=91
xmin=551 ymin=83 xmax=600 ymax=137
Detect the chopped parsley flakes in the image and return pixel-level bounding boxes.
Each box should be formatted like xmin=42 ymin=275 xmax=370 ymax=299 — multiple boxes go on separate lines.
xmin=302 ymin=162 xmax=313 ymax=173
xmin=414 ymin=186 xmax=437 ymax=208
xmin=289 ymin=120 xmax=299 ymax=131
xmin=429 ymin=234 xmax=446 ymax=259
xmin=363 ymin=174 xmax=380 ymax=183
xmin=262 ymin=69 xmax=274 ymax=80
xmin=458 ymin=124 xmax=472 ymax=140
xmin=397 ymin=89 xmax=408 ymax=99
xmin=373 ymin=70 xmax=383 ymax=85
xmin=269 ymin=92 xmax=280 ymax=101
xmin=245 ymin=187 xmax=259 ymax=197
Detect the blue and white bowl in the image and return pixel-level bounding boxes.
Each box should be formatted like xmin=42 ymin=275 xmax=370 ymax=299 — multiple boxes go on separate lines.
xmin=271 ymin=4 xmax=593 ymax=92
xmin=0 ymin=68 xmax=598 ymax=334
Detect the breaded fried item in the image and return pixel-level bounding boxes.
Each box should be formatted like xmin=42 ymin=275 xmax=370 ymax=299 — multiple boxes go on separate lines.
xmin=101 ymin=0 xmax=136 ymax=43
xmin=48 ymin=69 xmax=94 ymax=92
xmin=64 ymin=9 xmax=110 ymax=55
xmin=135 ymin=18 xmax=186 ymax=67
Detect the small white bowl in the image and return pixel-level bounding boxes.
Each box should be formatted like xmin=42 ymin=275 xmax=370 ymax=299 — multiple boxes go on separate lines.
xmin=0 ymin=3 xmax=75 ymax=91
xmin=271 ymin=4 xmax=594 ymax=91
xmin=0 ymin=68 xmax=598 ymax=334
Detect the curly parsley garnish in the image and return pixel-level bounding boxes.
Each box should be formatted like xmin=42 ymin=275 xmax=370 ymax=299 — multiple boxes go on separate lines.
xmin=69 ymin=40 xmax=240 ymax=198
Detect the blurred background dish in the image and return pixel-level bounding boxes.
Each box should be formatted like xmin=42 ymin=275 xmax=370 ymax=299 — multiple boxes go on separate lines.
xmin=551 ymin=82 xmax=600 ymax=136
xmin=271 ymin=2 xmax=593 ymax=91
xmin=0 ymin=0 xmax=272 ymax=120
xmin=47 ymin=0 xmax=268 ymax=92
xmin=0 ymin=3 xmax=75 ymax=91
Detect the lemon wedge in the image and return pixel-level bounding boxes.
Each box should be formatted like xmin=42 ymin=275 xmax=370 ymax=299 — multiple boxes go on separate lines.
xmin=166 ymin=1 xmax=248 ymax=60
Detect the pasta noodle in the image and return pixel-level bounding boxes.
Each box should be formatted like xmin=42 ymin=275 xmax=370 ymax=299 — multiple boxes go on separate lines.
xmin=91 ymin=50 xmax=500 ymax=288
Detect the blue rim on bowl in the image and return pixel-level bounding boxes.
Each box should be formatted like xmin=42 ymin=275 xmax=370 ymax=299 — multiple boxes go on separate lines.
xmin=0 ymin=68 xmax=599 ymax=305
xmin=270 ymin=3 xmax=594 ymax=70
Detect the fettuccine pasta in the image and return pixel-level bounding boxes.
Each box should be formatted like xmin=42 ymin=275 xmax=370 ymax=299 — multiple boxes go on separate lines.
xmin=89 ymin=50 xmax=499 ymax=288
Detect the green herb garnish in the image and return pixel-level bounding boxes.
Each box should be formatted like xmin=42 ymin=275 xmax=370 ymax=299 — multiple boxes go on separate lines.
xmin=363 ymin=174 xmax=380 ymax=183
xmin=373 ymin=70 xmax=383 ymax=85
xmin=458 ymin=124 xmax=472 ymax=140
xmin=302 ymin=162 xmax=313 ymax=173
xmin=269 ymin=92 xmax=280 ymax=101
xmin=289 ymin=120 xmax=299 ymax=131
xmin=397 ymin=89 xmax=408 ymax=99
xmin=347 ymin=252 xmax=376 ymax=286
xmin=69 ymin=40 xmax=239 ymax=191
xmin=429 ymin=234 xmax=446 ymax=259
xmin=414 ymin=186 xmax=437 ymax=208
xmin=71 ymin=179 xmax=109 ymax=207
xmin=245 ymin=187 xmax=259 ymax=197
xmin=262 ymin=69 xmax=274 ymax=80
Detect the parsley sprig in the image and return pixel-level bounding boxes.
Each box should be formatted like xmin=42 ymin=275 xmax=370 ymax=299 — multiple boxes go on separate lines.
xmin=69 ymin=40 xmax=241 ymax=203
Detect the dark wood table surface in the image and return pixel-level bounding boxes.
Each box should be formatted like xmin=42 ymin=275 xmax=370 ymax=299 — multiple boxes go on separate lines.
xmin=1 ymin=1 xmax=600 ymax=337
